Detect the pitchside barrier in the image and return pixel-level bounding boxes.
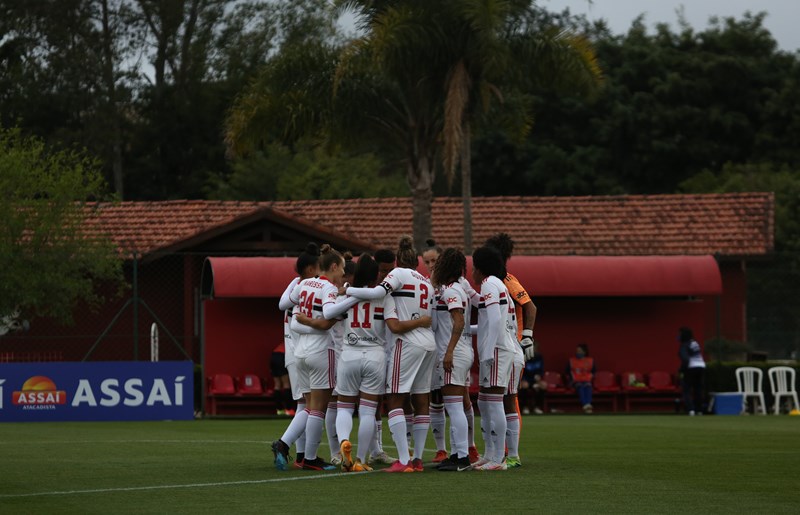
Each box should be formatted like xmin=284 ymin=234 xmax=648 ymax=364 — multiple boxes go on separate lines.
xmin=0 ymin=361 xmax=194 ymax=422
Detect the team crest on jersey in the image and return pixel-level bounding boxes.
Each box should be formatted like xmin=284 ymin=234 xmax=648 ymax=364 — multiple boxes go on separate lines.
xmin=484 ymin=292 xmax=493 ymax=301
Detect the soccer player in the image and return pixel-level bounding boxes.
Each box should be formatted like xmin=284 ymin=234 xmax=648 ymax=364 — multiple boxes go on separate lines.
xmin=485 ymin=233 xmax=537 ymax=468
xmin=367 ymin=248 xmax=398 ymax=466
xmin=272 ymin=244 xmax=347 ymax=471
xmin=297 ymin=254 xmax=431 ymax=472
xmin=430 ymin=248 xmax=474 ymax=472
xmin=346 ymin=236 xmax=436 ymax=473
xmin=471 ymin=245 xmax=517 ymax=471
xmin=422 ymin=239 xmax=449 ymax=463
xmin=275 ymin=243 xmax=320 ymax=468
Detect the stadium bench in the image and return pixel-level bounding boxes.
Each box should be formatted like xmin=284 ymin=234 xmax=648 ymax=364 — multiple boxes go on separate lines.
xmin=205 ymin=373 xmax=276 ymax=416
xmin=623 ymin=371 xmax=680 ymax=412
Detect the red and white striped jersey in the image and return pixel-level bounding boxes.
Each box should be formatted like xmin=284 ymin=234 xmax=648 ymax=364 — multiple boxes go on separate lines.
xmin=476 ymin=275 xmax=517 ymax=362
xmin=339 ymin=295 xmax=394 ymax=349
xmin=289 ymin=276 xmax=338 ymax=356
xmin=433 ymin=280 xmax=472 ymax=357
xmin=381 ymin=267 xmax=435 ymax=351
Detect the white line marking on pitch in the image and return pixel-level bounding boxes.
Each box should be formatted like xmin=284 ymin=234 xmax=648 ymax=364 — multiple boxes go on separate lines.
xmin=0 ymin=471 xmax=375 ymax=499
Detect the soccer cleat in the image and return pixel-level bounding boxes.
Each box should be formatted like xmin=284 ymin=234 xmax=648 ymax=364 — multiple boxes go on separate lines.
xmin=285 ymin=409 xmax=296 ymax=416
xmin=583 ymin=403 xmax=593 ymax=414
xmin=352 ymin=458 xmax=373 ymax=472
xmin=468 ymin=446 xmax=481 ymax=464
xmin=432 ymin=450 xmax=449 ymax=463
xmin=411 ymin=458 xmax=424 ymax=472
xmin=271 ymin=440 xmax=290 ymax=471
xmin=276 ymin=409 xmax=286 ymax=416
xmin=472 ymin=456 xmax=490 ymax=468
xmin=330 ymin=452 xmax=343 ymax=466
xmin=369 ymin=451 xmax=396 ymax=465
xmin=435 ymin=454 xmax=456 ymax=470
xmin=438 ymin=456 xmax=472 ymax=472
xmin=384 ymin=460 xmax=414 ymax=473
xmin=340 ymin=440 xmax=353 ymax=471
xmin=302 ymin=457 xmax=336 ymax=471
xmin=475 ymin=461 xmax=507 ymax=471
xmin=293 ymin=459 xmax=304 ymax=469
xmin=505 ymin=456 xmax=522 ymax=468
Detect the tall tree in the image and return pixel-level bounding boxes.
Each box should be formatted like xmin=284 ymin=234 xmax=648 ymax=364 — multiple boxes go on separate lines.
xmin=0 ymin=127 xmax=123 ymax=323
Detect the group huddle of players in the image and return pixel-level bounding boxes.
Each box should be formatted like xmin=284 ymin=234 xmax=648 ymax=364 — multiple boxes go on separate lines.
xmin=271 ymin=233 xmax=537 ymax=472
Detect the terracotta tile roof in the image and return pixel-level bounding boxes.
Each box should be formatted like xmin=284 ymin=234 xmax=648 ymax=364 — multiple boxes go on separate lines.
xmin=270 ymin=193 xmax=774 ymax=257
xmin=81 ymin=193 xmax=774 ymax=258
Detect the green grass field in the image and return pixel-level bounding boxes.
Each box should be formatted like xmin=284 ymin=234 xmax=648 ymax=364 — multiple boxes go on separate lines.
xmin=0 ymin=415 xmax=798 ymax=514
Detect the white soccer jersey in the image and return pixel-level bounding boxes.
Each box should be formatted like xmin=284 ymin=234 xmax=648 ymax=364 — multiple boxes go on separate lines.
xmin=289 ymin=276 xmax=339 ymax=357
xmin=339 ymin=295 xmax=392 ymax=349
xmin=381 ymin=267 xmax=435 ymax=351
xmin=433 ymin=281 xmax=471 ymax=357
xmin=476 ymin=275 xmax=517 ymax=362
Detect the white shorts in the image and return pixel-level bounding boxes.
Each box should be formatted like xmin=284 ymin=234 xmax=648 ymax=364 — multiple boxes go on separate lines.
xmin=507 ymin=360 xmax=523 ymax=395
xmin=336 ymin=348 xmax=386 ymax=396
xmin=296 ymin=348 xmax=337 ymax=391
xmin=386 ymin=340 xmax=435 ymax=395
xmin=479 ymin=347 xmax=514 ymax=390
xmin=286 ymin=361 xmax=309 ymax=401
xmin=435 ymin=346 xmax=474 ymax=388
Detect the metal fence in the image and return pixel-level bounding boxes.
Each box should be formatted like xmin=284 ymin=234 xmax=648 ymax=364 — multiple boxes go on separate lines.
xmin=1 ymin=251 xmax=799 ymax=363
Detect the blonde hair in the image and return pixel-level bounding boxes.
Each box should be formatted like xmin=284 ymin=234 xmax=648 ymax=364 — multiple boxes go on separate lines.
xmin=319 ymin=244 xmax=344 ymax=272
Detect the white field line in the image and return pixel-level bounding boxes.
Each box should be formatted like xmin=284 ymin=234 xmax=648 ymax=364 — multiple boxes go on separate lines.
xmin=0 ymin=471 xmax=373 ymax=499
xmin=0 ymin=441 xmax=445 ymax=499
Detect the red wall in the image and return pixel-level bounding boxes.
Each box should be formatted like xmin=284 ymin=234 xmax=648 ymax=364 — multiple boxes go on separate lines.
xmin=530 ymin=297 xmax=708 ymax=378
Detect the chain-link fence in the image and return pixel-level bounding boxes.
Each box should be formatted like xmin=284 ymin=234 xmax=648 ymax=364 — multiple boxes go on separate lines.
xmin=1 ymin=251 xmax=799 ymax=364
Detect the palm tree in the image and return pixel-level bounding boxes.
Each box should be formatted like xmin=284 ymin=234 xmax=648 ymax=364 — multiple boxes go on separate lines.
xmin=226 ymin=1 xmax=603 ymax=251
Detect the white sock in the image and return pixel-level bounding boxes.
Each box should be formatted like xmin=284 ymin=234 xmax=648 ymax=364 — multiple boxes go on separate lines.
xmin=477 ymin=394 xmax=492 ymax=459
xmin=465 ymin=404 xmax=476 ymax=448
xmin=430 ymin=403 xmax=446 ymax=452
xmin=303 ymin=410 xmax=326 ymax=461
xmin=412 ymin=415 xmax=430 ymax=461
xmin=336 ymin=400 xmax=355 ymax=445
xmin=505 ymin=412 xmax=520 ymax=458
xmin=444 ymin=395 xmax=468 ymax=458
xmin=485 ymin=393 xmax=506 ymax=463
xmin=357 ymin=399 xmax=379 ymax=462
xmin=326 ymin=402 xmax=339 ymax=456
xmin=295 ymin=401 xmax=307 ymax=454
xmin=280 ymin=407 xmax=309 ymax=447
xmin=388 ymin=408 xmax=410 ymax=464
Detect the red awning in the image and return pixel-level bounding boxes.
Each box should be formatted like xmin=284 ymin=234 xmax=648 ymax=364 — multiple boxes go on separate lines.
xmin=201 ymin=255 xmax=722 ymax=299
xmin=504 ymin=255 xmax=722 ymax=296
xmin=201 ymin=257 xmax=299 ymax=298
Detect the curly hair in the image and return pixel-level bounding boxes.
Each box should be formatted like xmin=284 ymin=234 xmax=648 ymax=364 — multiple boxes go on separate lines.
xmin=472 ymin=245 xmax=506 ymax=280
xmin=396 ymin=235 xmax=419 ymax=269
xmin=485 ymin=233 xmax=515 ymax=263
xmin=432 ymin=248 xmax=466 ymax=287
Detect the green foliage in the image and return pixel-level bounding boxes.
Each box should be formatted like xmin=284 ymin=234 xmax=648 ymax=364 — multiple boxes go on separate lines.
xmin=704 ymin=337 xmax=751 ymax=362
xmin=704 ymin=362 xmax=799 ymax=393
xmin=0 ymin=127 xmax=122 ymax=323
xmin=209 ymin=142 xmax=405 ymax=200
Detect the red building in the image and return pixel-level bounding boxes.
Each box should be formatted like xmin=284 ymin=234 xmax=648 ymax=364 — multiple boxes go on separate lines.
xmin=1 ymin=193 xmax=774 ymax=413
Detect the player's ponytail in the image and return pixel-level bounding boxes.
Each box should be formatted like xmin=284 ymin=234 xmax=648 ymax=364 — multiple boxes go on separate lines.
xmin=396 ymin=235 xmax=418 ymax=269
xmin=319 ymin=244 xmax=344 ymax=272
xmin=296 ymin=242 xmax=320 ymax=276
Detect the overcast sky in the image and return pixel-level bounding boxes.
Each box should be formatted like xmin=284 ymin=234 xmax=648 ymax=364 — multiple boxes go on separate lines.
xmin=544 ymin=0 xmax=800 ymax=52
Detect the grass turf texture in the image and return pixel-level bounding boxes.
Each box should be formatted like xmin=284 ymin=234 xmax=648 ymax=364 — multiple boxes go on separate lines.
xmin=0 ymin=415 xmax=797 ymax=514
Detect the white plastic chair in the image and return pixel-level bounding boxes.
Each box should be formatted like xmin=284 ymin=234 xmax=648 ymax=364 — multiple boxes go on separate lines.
xmin=735 ymin=367 xmax=766 ymax=414
xmin=767 ymin=366 xmax=800 ymax=415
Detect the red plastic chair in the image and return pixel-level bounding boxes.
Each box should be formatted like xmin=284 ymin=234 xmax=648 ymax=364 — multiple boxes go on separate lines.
xmin=647 ymin=371 xmax=678 ymax=392
xmin=237 ymin=374 xmax=264 ymax=395
xmin=593 ymin=371 xmax=620 ymax=393
xmin=621 ymin=371 xmax=647 ymax=392
xmin=544 ymin=371 xmax=571 ymax=393
xmin=207 ymin=374 xmax=235 ymax=395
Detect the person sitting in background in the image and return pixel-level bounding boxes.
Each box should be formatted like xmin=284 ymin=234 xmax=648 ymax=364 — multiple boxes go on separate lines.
xmin=519 ymin=340 xmax=546 ymax=414
xmin=566 ymin=343 xmax=595 ymax=414
xmin=270 ymin=343 xmax=293 ymax=416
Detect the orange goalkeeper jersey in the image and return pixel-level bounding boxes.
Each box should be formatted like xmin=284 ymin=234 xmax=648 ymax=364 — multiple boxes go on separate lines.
xmin=504 ymin=273 xmax=532 ymax=340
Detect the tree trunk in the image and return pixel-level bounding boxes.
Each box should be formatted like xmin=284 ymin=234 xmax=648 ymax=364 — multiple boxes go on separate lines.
xmin=461 ymin=121 xmax=473 ymax=254
xmin=407 ymin=154 xmax=434 ymax=253
xmin=100 ymin=0 xmax=124 ymax=198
